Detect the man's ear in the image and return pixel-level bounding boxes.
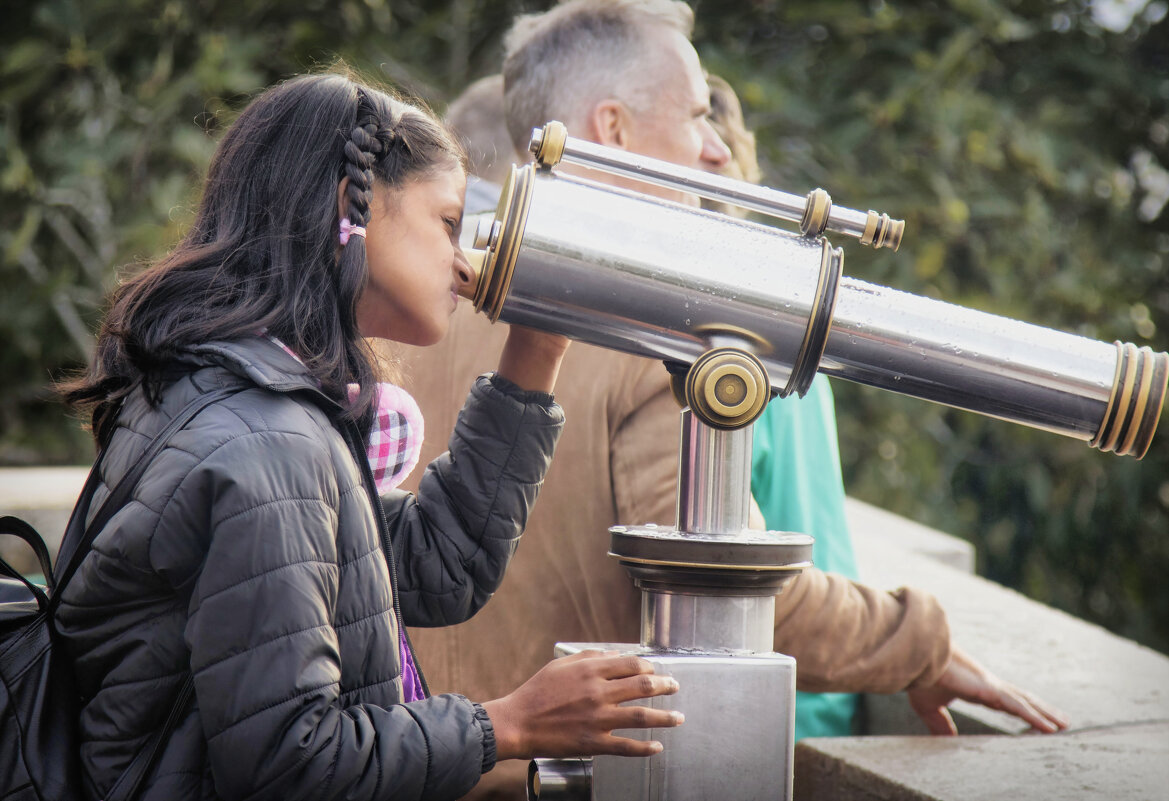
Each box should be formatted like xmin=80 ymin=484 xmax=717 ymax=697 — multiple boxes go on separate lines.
xmin=337 ymin=176 xmax=350 ymax=220
xmin=584 ymin=99 xmax=633 ymax=150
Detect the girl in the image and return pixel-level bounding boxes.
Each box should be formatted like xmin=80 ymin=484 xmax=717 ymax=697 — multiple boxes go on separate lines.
xmin=58 ymin=73 xmax=681 ymax=801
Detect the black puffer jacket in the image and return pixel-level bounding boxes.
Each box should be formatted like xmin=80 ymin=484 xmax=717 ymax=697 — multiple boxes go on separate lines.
xmin=57 ymin=337 xmax=564 ymax=801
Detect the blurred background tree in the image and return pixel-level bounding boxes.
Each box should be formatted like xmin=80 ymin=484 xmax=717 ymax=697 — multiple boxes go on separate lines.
xmin=3 ymin=0 xmax=1166 ymax=651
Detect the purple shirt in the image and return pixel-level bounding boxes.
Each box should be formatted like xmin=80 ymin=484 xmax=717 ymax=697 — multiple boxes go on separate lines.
xmin=399 ymin=629 xmax=425 ymax=701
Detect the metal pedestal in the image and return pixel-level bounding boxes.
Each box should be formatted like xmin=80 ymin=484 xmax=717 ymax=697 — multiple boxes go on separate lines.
xmin=529 ymin=409 xmax=812 ymax=801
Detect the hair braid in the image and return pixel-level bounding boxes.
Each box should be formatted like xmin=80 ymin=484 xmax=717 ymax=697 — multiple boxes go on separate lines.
xmin=341 ymin=96 xmax=383 ymax=229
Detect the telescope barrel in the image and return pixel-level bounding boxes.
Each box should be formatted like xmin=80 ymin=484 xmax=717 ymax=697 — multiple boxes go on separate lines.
xmin=824 ymin=279 xmax=1162 ymax=452
xmin=464 ymin=164 xmax=1167 ymax=458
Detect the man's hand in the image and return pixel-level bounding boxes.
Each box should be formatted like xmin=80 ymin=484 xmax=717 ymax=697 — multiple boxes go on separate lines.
xmin=907 ymin=644 xmax=1069 ymax=735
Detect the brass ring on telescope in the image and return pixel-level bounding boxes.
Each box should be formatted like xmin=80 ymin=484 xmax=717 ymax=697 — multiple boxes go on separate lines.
xmin=530 ymin=121 xmax=568 ymax=169
xmin=1130 ymin=348 xmax=1168 ymax=457
xmin=1091 ymin=342 xmax=1168 ymax=459
xmin=781 ymin=239 xmax=843 ymax=398
xmin=1120 ymin=349 xmax=1155 ymax=457
xmin=1092 ymin=342 xmax=1132 ymax=455
xmin=800 ymin=188 xmax=832 ymax=237
xmin=860 ymin=210 xmax=905 ymax=252
xmin=473 ymin=164 xmax=535 ymax=321
xmin=607 ymin=553 xmax=811 ymax=572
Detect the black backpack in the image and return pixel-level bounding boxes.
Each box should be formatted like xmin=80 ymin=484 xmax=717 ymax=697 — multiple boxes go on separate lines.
xmin=1 ymin=388 xmax=235 ymax=801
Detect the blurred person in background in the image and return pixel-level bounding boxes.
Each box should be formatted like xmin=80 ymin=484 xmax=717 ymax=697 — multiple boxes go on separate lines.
xmin=444 ymin=73 xmax=516 ymax=213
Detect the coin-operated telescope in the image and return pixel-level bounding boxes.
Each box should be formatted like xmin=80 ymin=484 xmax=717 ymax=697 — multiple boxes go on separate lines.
xmin=457 ymin=122 xmax=1168 ymax=801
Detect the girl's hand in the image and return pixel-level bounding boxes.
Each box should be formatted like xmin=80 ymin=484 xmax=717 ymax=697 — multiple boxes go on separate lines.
xmin=496 ymin=325 xmax=571 ymax=394
xmin=481 ymin=650 xmax=683 ymax=760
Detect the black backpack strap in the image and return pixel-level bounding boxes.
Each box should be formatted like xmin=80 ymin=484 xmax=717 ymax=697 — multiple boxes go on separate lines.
xmin=51 ymin=386 xmax=238 ymax=606
xmin=49 ymin=385 xmax=239 ymax=801
xmin=0 ymin=516 xmax=56 ymax=608
xmin=102 ymin=675 xmax=195 ymax=801
xmin=35 ymin=453 xmax=110 ymax=596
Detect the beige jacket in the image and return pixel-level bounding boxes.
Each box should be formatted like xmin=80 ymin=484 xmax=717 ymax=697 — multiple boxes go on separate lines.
xmin=395 ymin=303 xmax=951 ymax=799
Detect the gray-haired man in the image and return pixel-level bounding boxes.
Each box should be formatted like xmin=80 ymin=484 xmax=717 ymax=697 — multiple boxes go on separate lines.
xmin=401 ymin=2 xmax=1066 ymax=797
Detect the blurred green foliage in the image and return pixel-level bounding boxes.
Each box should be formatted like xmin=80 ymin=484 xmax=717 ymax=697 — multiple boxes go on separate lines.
xmin=2 ymin=0 xmax=1166 ymax=650
xmin=697 ymin=0 xmax=1169 ymax=652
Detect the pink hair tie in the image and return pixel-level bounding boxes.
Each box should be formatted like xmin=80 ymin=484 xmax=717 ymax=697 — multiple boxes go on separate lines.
xmin=339 ymin=217 xmax=366 ymax=245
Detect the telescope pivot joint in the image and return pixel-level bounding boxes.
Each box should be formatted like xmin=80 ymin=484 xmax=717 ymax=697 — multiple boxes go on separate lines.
xmin=685 ymin=348 xmax=770 ymax=430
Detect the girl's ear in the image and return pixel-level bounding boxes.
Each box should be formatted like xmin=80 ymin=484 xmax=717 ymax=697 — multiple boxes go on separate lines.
xmin=585 ymin=99 xmax=632 ymax=150
xmin=337 ymin=176 xmax=350 ymax=220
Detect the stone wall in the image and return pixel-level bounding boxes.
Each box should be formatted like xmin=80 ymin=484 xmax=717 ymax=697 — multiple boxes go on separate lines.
xmin=795 ymin=499 xmax=1169 ymax=800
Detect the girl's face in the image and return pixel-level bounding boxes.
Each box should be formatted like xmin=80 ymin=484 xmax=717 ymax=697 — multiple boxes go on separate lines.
xmin=356 ymin=165 xmax=473 ymax=346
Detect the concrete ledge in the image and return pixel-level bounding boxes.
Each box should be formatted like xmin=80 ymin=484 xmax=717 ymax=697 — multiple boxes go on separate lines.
xmin=803 ymin=508 xmax=1169 ymax=799
xmin=845 ymin=497 xmax=975 ymax=574
xmin=0 ymin=467 xmax=90 ymax=573
xmin=796 ymin=722 xmax=1169 ymax=801
xmin=851 ymin=525 xmax=1169 ymax=736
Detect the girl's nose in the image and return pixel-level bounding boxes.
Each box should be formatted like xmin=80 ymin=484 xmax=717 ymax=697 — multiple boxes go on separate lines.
xmin=455 ymin=247 xmax=482 ymax=299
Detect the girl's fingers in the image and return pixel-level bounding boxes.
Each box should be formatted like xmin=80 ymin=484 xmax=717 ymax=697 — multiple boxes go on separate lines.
xmin=605 ymin=672 xmax=680 ymax=703
xmin=602 ymin=705 xmax=684 ymax=732
xmin=595 ymin=735 xmax=666 ymax=758
xmin=589 ymin=699 xmax=683 ymax=736
xmin=590 ymin=654 xmax=658 ymax=680
xmin=558 ymin=648 xmax=616 ymax=662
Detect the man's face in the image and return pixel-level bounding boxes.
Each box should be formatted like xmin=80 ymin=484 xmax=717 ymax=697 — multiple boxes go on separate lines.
xmin=619 ymin=30 xmax=732 ymax=206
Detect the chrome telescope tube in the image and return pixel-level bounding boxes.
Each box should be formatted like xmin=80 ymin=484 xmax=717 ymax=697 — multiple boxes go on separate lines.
xmin=530 ymin=121 xmax=903 ymax=249
xmin=463 ymin=163 xmax=1167 ymax=459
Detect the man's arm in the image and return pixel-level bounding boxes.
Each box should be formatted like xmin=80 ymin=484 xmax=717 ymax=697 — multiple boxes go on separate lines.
xmin=774 ymin=568 xmax=1067 ymax=733
xmin=611 ymin=361 xmax=682 ymax=528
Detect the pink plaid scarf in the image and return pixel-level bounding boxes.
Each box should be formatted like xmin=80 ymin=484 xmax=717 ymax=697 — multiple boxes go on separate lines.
xmin=346 ymin=382 xmax=425 ymax=495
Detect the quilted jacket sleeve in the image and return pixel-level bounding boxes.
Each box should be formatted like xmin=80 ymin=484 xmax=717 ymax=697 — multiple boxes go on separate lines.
xmin=185 ymin=425 xmax=490 ymax=801
xmin=383 ymin=373 xmax=565 ymax=628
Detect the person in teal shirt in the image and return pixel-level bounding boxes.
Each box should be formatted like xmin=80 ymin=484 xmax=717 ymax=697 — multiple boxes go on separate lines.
xmin=752 ymin=375 xmax=860 ymax=739
xmin=706 ymin=74 xmax=860 ymax=739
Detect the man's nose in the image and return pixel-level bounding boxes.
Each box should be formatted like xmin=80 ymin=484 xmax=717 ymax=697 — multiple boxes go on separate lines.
xmin=701 ymin=123 xmax=732 ymax=170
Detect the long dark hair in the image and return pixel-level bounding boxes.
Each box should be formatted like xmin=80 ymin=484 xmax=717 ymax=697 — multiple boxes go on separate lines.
xmin=62 ymin=72 xmax=463 ymax=442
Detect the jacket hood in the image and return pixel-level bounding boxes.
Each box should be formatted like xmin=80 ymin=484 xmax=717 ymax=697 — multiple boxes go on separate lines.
xmin=182 ymin=337 xmax=343 ymax=412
